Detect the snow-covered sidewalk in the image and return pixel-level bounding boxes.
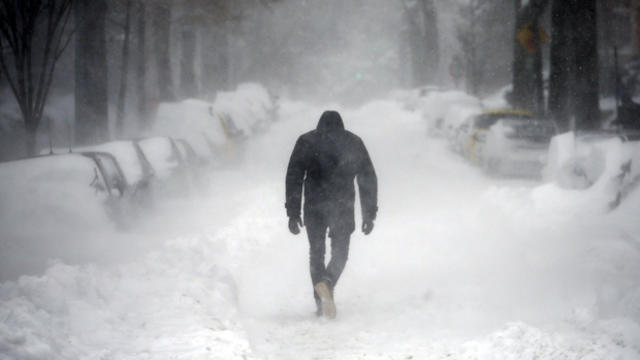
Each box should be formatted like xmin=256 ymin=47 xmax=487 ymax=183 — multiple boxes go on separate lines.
xmin=2 ymin=99 xmax=640 ymax=359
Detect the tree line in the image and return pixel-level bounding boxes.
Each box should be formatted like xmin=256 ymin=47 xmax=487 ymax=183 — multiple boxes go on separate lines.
xmin=1 ymin=0 xmax=630 ymax=158
xmin=457 ymin=0 xmax=631 ymax=132
xmin=0 ymin=0 xmax=278 ymax=157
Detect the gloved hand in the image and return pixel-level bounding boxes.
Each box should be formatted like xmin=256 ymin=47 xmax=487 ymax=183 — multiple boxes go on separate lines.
xmin=362 ymin=219 xmax=374 ymax=235
xmin=288 ymin=216 xmax=304 ymax=235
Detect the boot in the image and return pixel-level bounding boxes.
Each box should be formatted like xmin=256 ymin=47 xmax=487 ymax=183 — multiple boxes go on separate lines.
xmin=314 ymin=280 xmax=336 ymax=319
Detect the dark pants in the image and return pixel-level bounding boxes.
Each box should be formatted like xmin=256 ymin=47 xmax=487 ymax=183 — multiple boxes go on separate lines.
xmin=305 ymin=214 xmax=352 ymax=309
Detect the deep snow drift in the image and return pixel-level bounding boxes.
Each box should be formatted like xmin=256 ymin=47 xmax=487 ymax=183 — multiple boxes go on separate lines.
xmin=1 ymin=98 xmax=640 ymax=359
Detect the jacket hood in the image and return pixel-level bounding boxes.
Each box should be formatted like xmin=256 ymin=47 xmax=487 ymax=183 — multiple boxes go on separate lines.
xmin=316 ymin=111 xmax=345 ymax=132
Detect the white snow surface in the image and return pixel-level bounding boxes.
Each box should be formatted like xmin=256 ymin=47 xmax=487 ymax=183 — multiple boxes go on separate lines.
xmin=2 ymin=97 xmax=640 ymax=359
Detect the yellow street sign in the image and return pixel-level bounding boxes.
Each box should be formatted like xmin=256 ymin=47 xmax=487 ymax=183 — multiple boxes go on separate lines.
xmin=517 ymin=24 xmax=549 ymax=54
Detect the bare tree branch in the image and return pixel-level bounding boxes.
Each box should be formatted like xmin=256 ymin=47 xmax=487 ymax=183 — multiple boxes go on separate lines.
xmin=0 ymin=0 xmax=74 ymax=155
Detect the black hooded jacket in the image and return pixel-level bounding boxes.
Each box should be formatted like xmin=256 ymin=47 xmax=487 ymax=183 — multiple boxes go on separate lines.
xmin=285 ymin=111 xmax=377 ymax=232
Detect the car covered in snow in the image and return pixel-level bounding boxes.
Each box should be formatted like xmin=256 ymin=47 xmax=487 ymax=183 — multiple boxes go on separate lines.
xmin=70 ymin=141 xmax=155 ymax=196
xmin=133 ymin=136 xmax=208 ymax=195
xmin=213 ymin=110 xmax=248 ymax=142
xmin=152 ymin=99 xmax=230 ymax=161
xmin=213 ymin=83 xmax=275 ymax=137
xmin=462 ymin=109 xmax=534 ymax=164
xmin=481 ymin=116 xmax=557 ymax=177
xmin=446 ymin=106 xmax=483 ymax=154
xmin=81 ymin=151 xmax=128 ymax=198
xmin=0 ymin=153 xmax=123 ymax=227
xmin=174 ymin=138 xmax=202 ymax=168
xmin=135 ymin=137 xmax=185 ymax=181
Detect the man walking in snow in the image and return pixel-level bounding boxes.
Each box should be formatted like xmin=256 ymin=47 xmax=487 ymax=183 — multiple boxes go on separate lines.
xmin=285 ymin=110 xmax=378 ymax=319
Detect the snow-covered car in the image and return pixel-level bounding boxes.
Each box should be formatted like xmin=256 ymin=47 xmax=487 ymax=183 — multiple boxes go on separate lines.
xmin=481 ymin=117 xmax=557 ymax=177
xmin=419 ymin=89 xmax=482 ymax=137
xmin=69 ymin=141 xmax=155 ymax=196
xmin=545 ymin=130 xmax=640 ymax=187
xmin=152 ymin=99 xmax=229 ymax=161
xmin=81 ymin=152 xmax=128 ymax=198
xmin=135 ymin=137 xmax=184 ymax=181
xmin=213 ymin=83 xmax=275 ymax=138
xmin=214 ymin=111 xmax=247 ymax=142
xmin=462 ymin=109 xmax=533 ymax=164
xmin=451 ymin=119 xmax=472 ymax=155
xmin=0 ymin=153 xmax=130 ymax=279
xmin=0 ymin=153 xmax=119 ymax=226
xmin=445 ymin=106 xmax=483 ymax=153
xmin=174 ymin=139 xmax=202 ymax=168
xmin=134 ymin=136 xmax=204 ymax=196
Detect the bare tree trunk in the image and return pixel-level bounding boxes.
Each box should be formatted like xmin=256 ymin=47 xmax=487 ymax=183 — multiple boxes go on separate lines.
xmin=403 ymin=1 xmax=426 ymax=86
xmin=0 ymin=0 xmax=74 ymax=156
xmin=420 ymin=0 xmax=439 ymax=83
xmin=549 ymin=0 xmax=572 ymax=131
xmin=398 ymin=26 xmax=411 ymax=88
xmin=572 ymin=0 xmax=600 ymax=130
xmin=134 ymin=0 xmax=148 ymax=130
xmin=202 ymin=26 xmax=230 ymax=93
xmin=533 ymin=18 xmax=544 ymax=117
xmin=75 ymin=0 xmax=109 ymax=145
xmin=180 ymin=30 xmax=197 ymax=99
xmin=116 ymin=0 xmax=133 ymax=138
xmin=511 ymin=0 xmax=550 ymax=111
xmin=151 ymin=0 xmax=173 ymax=102
xmin=466 ymin=8 xmax=479 ymax=95
xmin=25 ymin=124 xmax=37 ymax=157
xmin=632 ymin=0 xmax=640 ymax=57
xmin=512 ymin=0 xmax=527 ymax=108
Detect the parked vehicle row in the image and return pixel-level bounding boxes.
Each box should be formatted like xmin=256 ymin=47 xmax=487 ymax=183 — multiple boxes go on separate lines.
xmin=395 ymin=86 xmax=557 ymax=179
xmin=1 ymin=84 xmax=277 ymax=229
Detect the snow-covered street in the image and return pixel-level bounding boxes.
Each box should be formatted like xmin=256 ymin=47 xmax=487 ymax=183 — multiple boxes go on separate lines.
xmin=2 ymin=99 xmax=640 ymax=359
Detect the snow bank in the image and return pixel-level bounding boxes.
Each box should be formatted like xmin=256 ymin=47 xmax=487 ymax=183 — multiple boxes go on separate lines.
xmin=0 ymin=236 xmax=251 ymax=359
xmin=0 ymin=155 xmax=109 ymax=225
xmin=0 ymin=155 xmax=113 ymax=281
xmin=456 ymin=321 xmax=640 ymax=359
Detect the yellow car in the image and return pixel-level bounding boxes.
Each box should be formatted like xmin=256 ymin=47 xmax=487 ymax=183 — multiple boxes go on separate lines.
xmin=462 ymin=109 xmax=533 ymax=165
